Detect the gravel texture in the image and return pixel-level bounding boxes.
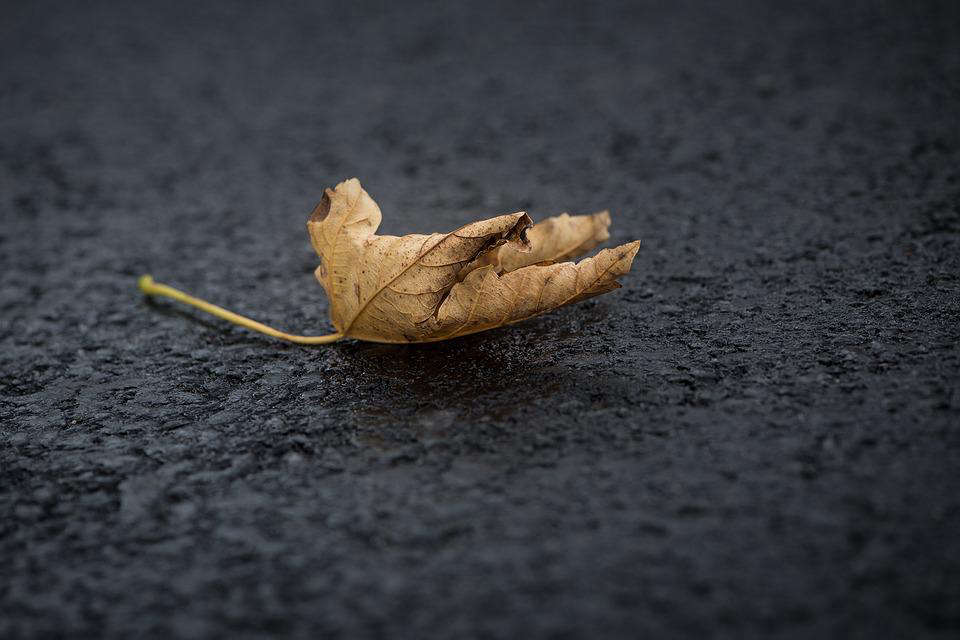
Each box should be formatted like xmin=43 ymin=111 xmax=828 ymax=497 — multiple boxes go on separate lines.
xmin=2 ymin=1 xmax=959 ymax=637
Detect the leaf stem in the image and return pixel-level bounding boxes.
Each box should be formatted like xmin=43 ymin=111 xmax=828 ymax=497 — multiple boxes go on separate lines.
xmin=137 ymin=275 xmax=343 ymax=345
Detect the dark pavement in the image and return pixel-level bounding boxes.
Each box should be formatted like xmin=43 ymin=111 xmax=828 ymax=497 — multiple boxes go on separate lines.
xmin=2 ymin=1 xmax=959 ymax=637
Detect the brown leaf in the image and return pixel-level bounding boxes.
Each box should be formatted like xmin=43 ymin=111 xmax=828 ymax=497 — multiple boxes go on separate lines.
xmin=307 ymin=179 xmax=641 ymax=343
xmin=495 ymin=210 xmax=611 ymax=272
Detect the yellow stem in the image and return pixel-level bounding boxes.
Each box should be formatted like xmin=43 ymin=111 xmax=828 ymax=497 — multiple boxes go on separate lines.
xmin=137 ymin=275 xmax=343 ymax=345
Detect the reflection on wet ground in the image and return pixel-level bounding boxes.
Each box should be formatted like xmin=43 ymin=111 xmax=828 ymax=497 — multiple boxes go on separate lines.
xmin=137 ymin=290 xmax=645 ymax=456
xmin=312 ymin=305 xmax=642 ymax=451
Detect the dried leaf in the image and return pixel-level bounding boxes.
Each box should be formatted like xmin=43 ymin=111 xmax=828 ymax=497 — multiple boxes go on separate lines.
xmin=307 ymin=179 xmax=640 ymax=343
xmin=138 ymin=178 xmax=641 ymax=345
xmin=494 ymin=210 xmax=611 ymax=272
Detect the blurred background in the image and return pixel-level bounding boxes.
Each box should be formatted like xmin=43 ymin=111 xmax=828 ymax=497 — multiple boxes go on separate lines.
xmin=2 ymin=1 xmax=958 ymax=637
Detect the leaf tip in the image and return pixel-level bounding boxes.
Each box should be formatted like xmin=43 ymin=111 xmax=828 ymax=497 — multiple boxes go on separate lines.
xmin=595 ymin=210 xmax=612 ymax=240
xmin=622 ymin=239 xmax=642 ymax=263
xmin=501 ymin=212 xmax=533 ymax=253
xmin=309 ymin=191 xmax=332 ymax=224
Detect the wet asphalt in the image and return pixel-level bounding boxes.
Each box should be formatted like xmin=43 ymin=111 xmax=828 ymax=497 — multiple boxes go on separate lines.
xmin=2 ymin=1 xmax=959 ymax=637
